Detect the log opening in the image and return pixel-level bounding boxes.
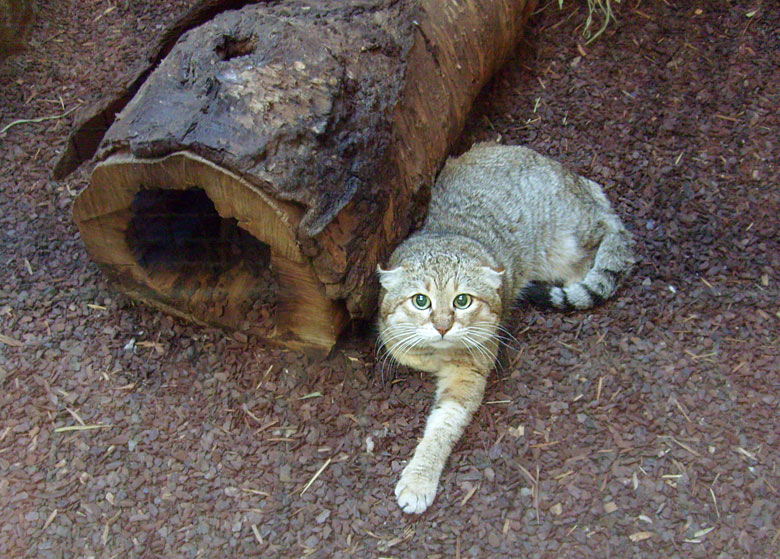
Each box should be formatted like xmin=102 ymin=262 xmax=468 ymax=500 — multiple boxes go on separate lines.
xmin=126 ymin=187 xmax=279 ymax=336
xmin=127 ymin=188 xmax=271 ymax=278
xmin=74 ymin=151 xmax=348 ymax=352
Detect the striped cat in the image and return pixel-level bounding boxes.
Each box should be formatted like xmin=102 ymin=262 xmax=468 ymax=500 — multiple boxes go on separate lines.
xmin=378 ymin=143 xmax=634 ymax=513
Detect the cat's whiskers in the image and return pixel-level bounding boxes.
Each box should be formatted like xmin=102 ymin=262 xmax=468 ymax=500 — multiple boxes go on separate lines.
xmin=460 ymin=333 xmax=497 ymax=366
xmin=377 ymin=325 xmax=420 ymax=381
xmin=472 ymin=321 xmax=518 ymax=341
xmin=374 ymin=330 xmax=390 ymax=353
xmin=377 ymin=352 xmax=396 ymax=383
xmin=379 ymin=326 xmax=416 ymax=350
xmin=462 ymin=326 xmax=499 ymax=348
xmin=459 ymin=336 xmax=480 ymax=364
xmin=394 ymin=334 xmax=426 ymax=364
xmin=381 ymin=324 xmax=426 ymax=362
xmin=388 ymin=334 xmax=421 ymax=359
xmin=379 ymin=322 xmax=419 ymax=343
xmin=495 ymin=323 xmax=520 ymax=344
xmin=467 ymin=323 xmax=519 ymax=351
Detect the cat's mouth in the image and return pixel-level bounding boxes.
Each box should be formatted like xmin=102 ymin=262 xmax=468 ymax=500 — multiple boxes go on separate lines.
xmin=426 ymin=336 xmax=459 ymax=349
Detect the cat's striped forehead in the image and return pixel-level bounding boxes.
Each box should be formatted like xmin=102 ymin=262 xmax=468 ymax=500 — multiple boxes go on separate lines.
xmin=382 ymin=255 xmax=460 ymax=287
xmin=378 ymin=254 xmax=502 ymax=297
xmin=426 ymin=275 xmax=455 ymax=293
xmin=410 ymin=259 xmax=465 ymax=291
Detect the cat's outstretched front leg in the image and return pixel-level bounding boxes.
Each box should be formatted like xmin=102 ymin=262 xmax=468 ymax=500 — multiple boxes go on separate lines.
xmin=395 ymin=366 xmax=487 ymax=514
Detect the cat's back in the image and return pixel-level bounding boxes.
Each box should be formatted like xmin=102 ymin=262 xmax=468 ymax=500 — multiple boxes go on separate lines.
xmin=440 ymin=142 xmax=540 ymax=178
xmin=429 ymin=144 xmax=579 ymax=234
xmin=421 ymin=143 xmax=630 ymax=295
xmin=428 ymin=142 xmax=616 ymax=227
xmin=434 ymin=143 xmax=580 ymax=204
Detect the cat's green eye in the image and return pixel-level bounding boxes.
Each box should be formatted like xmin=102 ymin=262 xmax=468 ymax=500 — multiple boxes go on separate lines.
xmin=411 ymin=294 xmax=431 ymax=310
xmin=453 ymin=293 xmax=473 ymax=309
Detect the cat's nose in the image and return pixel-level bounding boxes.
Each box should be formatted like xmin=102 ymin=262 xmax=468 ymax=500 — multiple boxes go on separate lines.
xmin=435 ymin=325 xmax=450 ymax=337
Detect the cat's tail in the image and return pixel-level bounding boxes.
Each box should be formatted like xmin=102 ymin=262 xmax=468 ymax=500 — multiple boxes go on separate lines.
xmin=522 ymin=225 xmax=635 ymax=311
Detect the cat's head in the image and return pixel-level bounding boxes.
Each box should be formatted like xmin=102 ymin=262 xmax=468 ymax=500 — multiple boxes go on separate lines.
xmin=377 ymin=249 xmax=504 ymax=366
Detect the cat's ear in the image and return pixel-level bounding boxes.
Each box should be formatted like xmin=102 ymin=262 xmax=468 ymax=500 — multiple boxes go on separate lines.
xmin=377 ymin=265 xmax=405 ymax=290
xmin=482 ymin=266 xmax=505 ymax=290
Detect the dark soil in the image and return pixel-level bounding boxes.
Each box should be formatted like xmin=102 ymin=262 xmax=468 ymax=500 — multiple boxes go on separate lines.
xmin=1 ymin=2 xmax=778 ymax=558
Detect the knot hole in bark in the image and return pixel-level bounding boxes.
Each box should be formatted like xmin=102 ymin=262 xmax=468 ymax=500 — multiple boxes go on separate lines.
xmin=215 ymin=34 xmax=257 ymax=61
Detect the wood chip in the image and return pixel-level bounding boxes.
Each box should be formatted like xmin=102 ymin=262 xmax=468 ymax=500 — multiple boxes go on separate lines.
xmin=629 ymin=531 xmax=654 ymax=542
xmin=734 ymin=446 xmax=757 ymax=461
xmin=0 ymin=333 xmax=24 ymax=347
xmin=66 ymin=407 xmax=86 ymax=426
xmin=460 ymin=484 xmax=480 ymax=506
xmin=41 ymin=509 xmax=58 ymax=532
xmin=251 ymin=524 xmax=263 ymax=544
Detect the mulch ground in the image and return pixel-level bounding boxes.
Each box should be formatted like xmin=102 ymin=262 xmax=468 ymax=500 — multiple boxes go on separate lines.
xmin=1 ymin=2 xmax=778 ymax=558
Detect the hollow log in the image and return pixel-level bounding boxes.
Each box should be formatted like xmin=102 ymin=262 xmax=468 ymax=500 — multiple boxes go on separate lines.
xmin=67 ymin=0 xmax=536 ymax=353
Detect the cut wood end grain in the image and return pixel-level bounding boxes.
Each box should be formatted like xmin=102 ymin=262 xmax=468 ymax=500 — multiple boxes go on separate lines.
xmin=73 ymin=151 xmax=347 ymax=354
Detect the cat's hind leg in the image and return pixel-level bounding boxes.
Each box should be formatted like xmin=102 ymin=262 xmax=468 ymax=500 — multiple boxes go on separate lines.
xmin=395 ymin=366 xmax=486 ymax=514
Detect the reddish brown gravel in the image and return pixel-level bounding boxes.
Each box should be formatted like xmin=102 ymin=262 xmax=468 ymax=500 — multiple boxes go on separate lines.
xmin=1 ymin=2 xmax=778 ymax=558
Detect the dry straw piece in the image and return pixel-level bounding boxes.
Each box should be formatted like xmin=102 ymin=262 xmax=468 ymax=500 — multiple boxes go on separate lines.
xmin=556 ymin=0 xmax=621 ymax=43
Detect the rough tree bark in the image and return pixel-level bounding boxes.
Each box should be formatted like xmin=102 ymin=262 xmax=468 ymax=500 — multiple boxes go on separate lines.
xmin=0 ymin=0 xmax=35 ymax=59
xmin=63 ymin=0 xmax=536 ymax=353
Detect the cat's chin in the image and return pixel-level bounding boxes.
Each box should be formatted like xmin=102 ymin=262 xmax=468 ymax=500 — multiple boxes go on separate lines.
xmin=424 ymin=337 xmax=460 ymax=350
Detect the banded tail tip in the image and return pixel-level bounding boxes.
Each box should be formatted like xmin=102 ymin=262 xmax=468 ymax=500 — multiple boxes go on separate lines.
xmin=522 ymin=281 xmax=564 ymax=310
xmin=522 ymin=281 xmax=607 ymax=311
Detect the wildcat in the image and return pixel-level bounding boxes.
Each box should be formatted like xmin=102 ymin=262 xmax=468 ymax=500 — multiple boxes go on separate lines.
xmin=377 ymin=143 xmax=634 ymax=514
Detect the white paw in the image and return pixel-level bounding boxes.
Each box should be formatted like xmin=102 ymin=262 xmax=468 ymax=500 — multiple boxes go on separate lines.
xmin=395 ymin=465 xmax=439 ymax=514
